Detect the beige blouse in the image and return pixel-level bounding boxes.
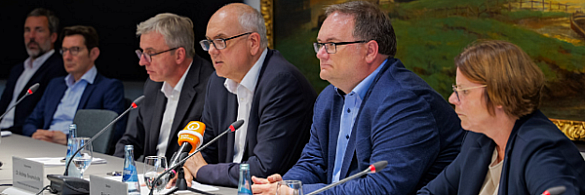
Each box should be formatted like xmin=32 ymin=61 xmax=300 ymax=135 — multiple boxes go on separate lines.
xmin=479 ymin=149 xmax=503 ymax=195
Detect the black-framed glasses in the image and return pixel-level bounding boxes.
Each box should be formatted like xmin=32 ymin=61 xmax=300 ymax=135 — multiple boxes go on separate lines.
xmin=452 ymin=84 xmax=487 ymax=102
xmin=60 ymin=46 xmax=85 ymax=56
xmin=199 ymin=32 xmax=253 ymax=51
xmin=135 ymin=47 xmax=179 ymax=63
xmin=313 ymin=40 xmax=368 ymax=54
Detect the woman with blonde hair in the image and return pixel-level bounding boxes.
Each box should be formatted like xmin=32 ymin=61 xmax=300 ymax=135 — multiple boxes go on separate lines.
xmin=418 ymin=40 xmax=585 ymax=195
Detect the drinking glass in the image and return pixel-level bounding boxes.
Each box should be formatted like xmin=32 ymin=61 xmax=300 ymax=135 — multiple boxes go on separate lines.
xmin=71 ymin=137 xmax=93 ymax=178
xmin=277 ymin=180 xmax=303 ymax=195
xmin=143 ymin=156 xmax=168 ymax=194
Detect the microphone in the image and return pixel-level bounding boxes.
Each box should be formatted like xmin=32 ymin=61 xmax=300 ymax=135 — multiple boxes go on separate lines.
xmin=542 ymin=186 xmax=566 ymax=195
xmin=149 ymin=120 xmax=244 ymax=195
xmin=46 ymin=95 xmax=145 ymax=195
xmin=0 ymin=83 xmax=40 ymax=120
xmin=169 ymin=121 xmax=206 ymax=174
xmin=306 ymin=161 xmax=388 ymax=195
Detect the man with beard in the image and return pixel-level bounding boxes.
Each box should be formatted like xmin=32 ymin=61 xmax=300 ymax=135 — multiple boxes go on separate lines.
xmin=0 ymin=8 xmax=67 ymax=135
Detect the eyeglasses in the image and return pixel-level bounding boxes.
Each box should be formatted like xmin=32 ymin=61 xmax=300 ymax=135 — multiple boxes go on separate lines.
xmin=135 ymin=47 xmax=179 ymax=63
xmin=199 ymin=32 xmax=253 ymax=51
xmin=60 ymin=46 xmax=85 ymax=56
xmin=313 ymin=40 xmax=368 ymax=54
xmin=452 ymin=84 xmax=487 ymax=102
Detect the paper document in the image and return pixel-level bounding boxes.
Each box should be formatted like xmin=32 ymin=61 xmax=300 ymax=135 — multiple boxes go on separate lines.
xmin=107 ymin=174 xmax=219 ymax=194
xmin=26 ymin=157 xmax=107 ymax=166
xmin=1 ymin=130 xmax=12 ymax=137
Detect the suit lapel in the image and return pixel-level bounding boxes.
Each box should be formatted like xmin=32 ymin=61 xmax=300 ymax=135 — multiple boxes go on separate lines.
xmin=461 ymin=135 xmax=494 ymax=194
xmin=77 ymin=74 xmax=101 ymax=110
xmin=327 ymin=93 xmax=344 ymax=183
xmin=167 ymin=61 xmax=201 ymax=146
xmin=45 ymin=80 xmax=68 ymax=127
xmin=225 ymin=93 xmax=238 ymax=162
xmin=148 ymin=85 xmax=167 ymax=154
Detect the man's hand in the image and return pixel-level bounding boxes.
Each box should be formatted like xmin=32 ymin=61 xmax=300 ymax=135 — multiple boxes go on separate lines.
xmin=166 ymin=153 xmax=207 ymax=189
xmin=251 ymin=174 xmax=283 ymax=195
xmin=51 ymin=131 xmax=67 ymax=145
xmin=166 ymin=166 xmax=194 ymax=189
xmin=183 ymin=152 xmax=208 ymax=178
xmin=31 ymin=130 xmax=67 ymax=145
xmin=32 ymin=129 xmax=53 ymax=142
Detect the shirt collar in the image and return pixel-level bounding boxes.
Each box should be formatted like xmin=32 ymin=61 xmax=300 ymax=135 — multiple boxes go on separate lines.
xmin=24 ymin=49 xmax=55 ymax=69
xmin=64 ymin=65 xmax=97 ymax=87
xmin=224 ymin=49 xmax=268 ymax=94
xmin=161 ymin=60 xmax=193 ymax=98
xmin=335 ymin=59 xmax=388 ymax=99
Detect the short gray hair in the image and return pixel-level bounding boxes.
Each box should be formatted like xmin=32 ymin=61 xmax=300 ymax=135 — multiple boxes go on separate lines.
xmin=28 ymin=8 xmax=59 ymax=34
xmin=235 ymin=5 xmax=268 ymax=49
xmin=136 ymin=13 xmax=195 ymax=58
xmin=325 ymin=1 xmax=396 ymax=57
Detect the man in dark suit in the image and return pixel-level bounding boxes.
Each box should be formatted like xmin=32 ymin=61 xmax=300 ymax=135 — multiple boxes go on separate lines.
xmin=0 ymin=8 xmax=67 ymax=135
xmin=114 ymin=13 xmax=214 ymax=161
xmin=175 ymin=3 xmax=316 ymax=188
xmin=24 ymin=25 xmax=125 ymax=145
xmin=252 ymin=2 xmax=464 ymax=195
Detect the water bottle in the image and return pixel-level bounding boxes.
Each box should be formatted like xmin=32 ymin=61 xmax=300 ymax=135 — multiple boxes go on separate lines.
xmin=122 ymin=145 xmax=141 ymax=194
xmin=65 ymin=124 xmax=80 ymax=177
xmin=237 ymin=164 xmax=253 ymax=195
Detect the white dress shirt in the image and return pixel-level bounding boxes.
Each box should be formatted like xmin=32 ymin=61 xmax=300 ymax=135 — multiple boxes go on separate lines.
xmin=156 ymin=62 xmax=192 ymax=157
xmin=0 ymin=49 xmax=55 ymax=129
xmin=224 ymin=49 xmax=267 ymax=163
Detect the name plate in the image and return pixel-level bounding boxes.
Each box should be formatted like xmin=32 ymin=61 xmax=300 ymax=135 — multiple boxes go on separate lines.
xmin=12 ymin=156 xmax=44 ymax=193
xmin=90 ymin=175 xmax=128 ymax=195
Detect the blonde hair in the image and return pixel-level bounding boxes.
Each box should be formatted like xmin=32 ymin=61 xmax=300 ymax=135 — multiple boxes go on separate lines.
xmin=455 ymin=40 xmax=545 ymax=117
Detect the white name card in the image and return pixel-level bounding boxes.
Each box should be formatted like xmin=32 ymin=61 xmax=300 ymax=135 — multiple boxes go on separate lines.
xmin=90 ymin=175 xmax=128 ymax=195
xmin=12 ymin=156 xmax=44 ymax=193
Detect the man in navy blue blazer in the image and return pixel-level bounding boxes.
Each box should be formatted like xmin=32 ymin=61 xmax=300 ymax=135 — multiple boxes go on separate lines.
xmin=23 ymin=25 xmax=125 ymax=145
xmin=252 ymin=2 xmax=464 ymax=195
xmin=0 ymin=8 xmax=67 ymax=135
xmin=176 ymin=3 xmax=317 ymax=188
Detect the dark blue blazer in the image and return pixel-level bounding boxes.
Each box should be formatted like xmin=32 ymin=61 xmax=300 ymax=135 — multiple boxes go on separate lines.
xmin=0 ymin=52 xmax=67 ymax=135
xmin=418 ymin=110 xmax=585 ymax=195
xmin=22 ymin=72 xmax=125 ymax=137
xmin=197 ymin=49 xmax=317 ymax=187
xmin=283 ymin=58 xmax=465 ymax=194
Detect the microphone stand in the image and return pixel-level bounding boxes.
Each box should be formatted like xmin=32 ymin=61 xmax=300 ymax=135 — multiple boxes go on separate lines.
xmin=0 ymin=83 xmax=39 ymax=170
xmin=46 ymin=96 xmax=145 ymax=195
xmin=149 ymin=120 xmax=244 ymax=195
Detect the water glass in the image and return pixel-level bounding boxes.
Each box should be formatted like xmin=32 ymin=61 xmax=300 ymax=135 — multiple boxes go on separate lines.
xmin=277 ymin=180 xmax=303 ymax=195
xmin=71 ymin=137 xmax=93 ymax=178
xmin=143 ymin=156 xmax=168 ymax=194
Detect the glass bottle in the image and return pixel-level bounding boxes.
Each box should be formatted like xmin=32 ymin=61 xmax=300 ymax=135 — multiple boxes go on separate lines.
xmin=122 ymin=145 xmax=141 ymax=194
xmin=238 ymin=163 xmax=253 ymax=195
xmin=65 ymin=124 xmax=80 ymax=177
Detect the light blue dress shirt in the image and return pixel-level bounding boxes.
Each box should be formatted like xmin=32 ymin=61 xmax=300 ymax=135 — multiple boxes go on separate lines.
xmin=49 ymin=66 xmax=97 ymax=133
xmin=332 ymin=59 xmax=387 ymax=182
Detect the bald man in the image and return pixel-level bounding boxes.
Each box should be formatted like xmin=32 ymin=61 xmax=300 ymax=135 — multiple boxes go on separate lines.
xmin=175 ymin=3 xmax=316 ymax=187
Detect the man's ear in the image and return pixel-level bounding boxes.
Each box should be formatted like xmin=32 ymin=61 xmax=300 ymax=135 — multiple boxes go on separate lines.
xmin=175 ymin=47 xmax=187 ymax=64
xmin=248 ymin=32 xmax=261 ymax=56
xmin=365 ymin=40 xmax=379 ymax=63
xmin=90 ymin=47 xmax=100 ymax=61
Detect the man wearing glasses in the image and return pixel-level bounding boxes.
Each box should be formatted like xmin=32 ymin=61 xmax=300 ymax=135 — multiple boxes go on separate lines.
xmin=23 ymin=25 xmax=125 ymax=146
xmin=114 ymin=13 xmax=214 ymax=161
xmin=252 ymin=1 xmax=464 ymax=194
xmin=174 ymin=3 xmax=316 ymax=187
xmin=0 ymin=8 xmax=67 ymax=135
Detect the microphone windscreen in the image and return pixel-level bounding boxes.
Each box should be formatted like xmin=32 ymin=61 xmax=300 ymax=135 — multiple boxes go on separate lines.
xmin=131 ymin=95 xmax=146 ymax=108
xmin=231 ymin=120 xmax=244 ymax=131
xmin=371 ymin=161 xmax=388 ymax=173
xmin=28 ymin=83 xmax=40 ymax=94
xmin=177 ymin=121 xmax=206 ymax=153
xmin=544 ymin=186 xmax=566 ymax=195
